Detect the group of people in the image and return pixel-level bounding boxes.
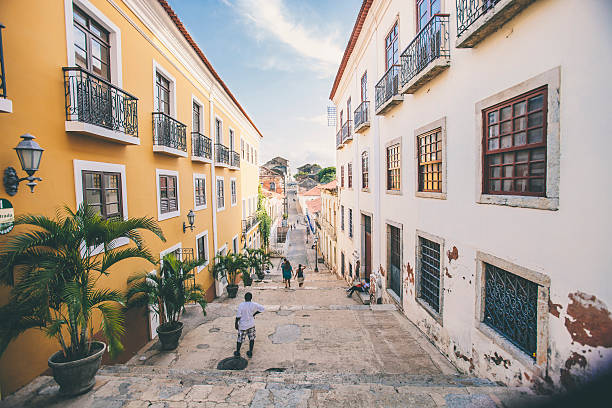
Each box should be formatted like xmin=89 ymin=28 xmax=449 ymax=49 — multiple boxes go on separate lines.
xmin=280 ymin=258 xmax=304 ymax=288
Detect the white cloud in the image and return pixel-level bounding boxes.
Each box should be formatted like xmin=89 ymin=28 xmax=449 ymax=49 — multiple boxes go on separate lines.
xmin=221 ymin=0 xmax=343 ymax=76
xmin=296 ymin=113 xmax=327 ymax=126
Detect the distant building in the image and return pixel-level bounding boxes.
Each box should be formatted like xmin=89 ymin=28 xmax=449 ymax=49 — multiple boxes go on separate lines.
xmin=259 ymin=166 xmax=285 ymax=195
xmin=296 ymin=163 xmax=322 ymax=175
xmin=319 ymin=180 xmax=338 ymax=272
xmin=297 ymin=185 xmax=321 ymax=216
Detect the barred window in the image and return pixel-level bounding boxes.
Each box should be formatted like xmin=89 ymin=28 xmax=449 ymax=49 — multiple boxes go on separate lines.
xmin=159 ymin=175 xmax=178 ymax=214
xmin=347 ymin=163 xmax=353 ymax=188
xmin=484 ymin=263 xmax=539 ymax=358
xmin=82 ymin=171 xmax=122 ymax=219
xmin=483 ymin=86 xmax=547 ymax=196
xmin=194 ymin=177 xmax=206 ymax=207
xmin=362 ymin=151 xmax=369 ymax=189
xmin=418 ymin=129 xmax=442 ymax=192
xmin=217 ymin=178 xmax=225 ymax=209
xmin=231 ymin=180 xmax=237 ymax=205
xmin=340 ymin=205 xmax=345 ymax=231
xmin=348 ymin=208 xmax=353 ymax=238
xmin=418 ymin=237 xmax=441 ymax=313
xmin=197 ymin=234 xmax=208 ymax=264
xmin=341 ymin=165 xmax=345 ymax=188
xmin=387 ymin=144 xmax=401 ymax=191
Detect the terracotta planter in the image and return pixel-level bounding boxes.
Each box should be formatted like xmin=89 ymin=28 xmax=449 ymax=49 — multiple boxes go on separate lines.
xmin=227 ymin=284 xmax=239 ymax=298
xmin=156 ymin=321 xmax=183 ymax=351
xmin=48 ymin=341 xmax=106 ymax=396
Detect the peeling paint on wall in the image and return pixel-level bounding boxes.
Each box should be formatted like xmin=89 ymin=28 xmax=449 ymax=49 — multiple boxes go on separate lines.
xmin=446 ymin=246 xmax=459 ymax=263
xmin=405 ymin=262 xmax=414 ymax=285
xmin=453 ymin=344 xmax=475 ymax=372
xmin=565 ymin=292 xmax=612 ymax=348
xmin=444 ymin=267 xmax=452 ymax=278
xmin=484 ymin=352 xmax=511 ymax=369
xmin=548 ymin=299 xmax=562 ymax=318
xmin=560 ymin=352 xmax=588 ymax=390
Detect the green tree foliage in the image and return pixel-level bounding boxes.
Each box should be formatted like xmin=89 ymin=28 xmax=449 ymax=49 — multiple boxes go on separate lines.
xmin=317 ymin=167 xmax=336 ymax=183
xmin=211 ymin=252 xmax=248 ymax=286
xmin=0 ymin=203 xmax=165 ymax=360
xmin=256 ymin=185 xmax=272 ymax=250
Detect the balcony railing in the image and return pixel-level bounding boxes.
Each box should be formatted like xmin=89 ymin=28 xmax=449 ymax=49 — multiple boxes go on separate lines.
xmin=230 ymin=150 xmax=240 ymax=167
xmin=400 ymin=14 xmax=450 ymax=92
xmin=354 ymin=101 xmax=370 ymax=131
xmin=64 ymin=67 xmax=138 ymax=137
xmin=242 ymin=215 xmax=259 ymax=234
xmin=457 ymin=0 xmax=500 ymax=38
xmin=192 ymin=132 xmax=211 ymax=160
xmin=215 ymin=143 xmax=229 ymax=165
xmin=0 ymin=24 xmax=6 ymax=98
xmin=153 ymin=112 xmax=186 ymax=151
xmin=336 ymin=128 xmax=343 ymax=149
xmin=375 ymin=64 xmax=401 ymax=113
xmin=341 ymin=120 xmax=352 ymax=143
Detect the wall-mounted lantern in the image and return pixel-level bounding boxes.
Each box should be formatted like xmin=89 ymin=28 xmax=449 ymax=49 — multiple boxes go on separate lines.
xmin=183 ymin=209 xmax=195 ymax=233
xmin=3 ymin=133 xmax=44 ymax=196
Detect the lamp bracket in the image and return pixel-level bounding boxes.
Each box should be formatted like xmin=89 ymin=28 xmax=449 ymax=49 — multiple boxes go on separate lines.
xmin=3 ymin=167 xmax=18 ymax=196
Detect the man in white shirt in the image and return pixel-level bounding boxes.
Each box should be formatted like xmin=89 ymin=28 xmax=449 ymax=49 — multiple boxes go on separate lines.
xmin=234 ymin=292 xmax=265 ymax=358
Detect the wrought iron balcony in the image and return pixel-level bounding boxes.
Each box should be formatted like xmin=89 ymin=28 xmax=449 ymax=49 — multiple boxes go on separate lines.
xmin=375 ymin=64 xmax=402 ymax=114
xmin=242 ymin=215 xmax=259 ymax=234
xmin=64 ymin=67 xmax=138 ymax=140
xmin=456 ymin=0 xmax=533 ymax=48
xmin=0 ymin=24 xmax=6 ymax=99
xmin=341 ymin=120 xmax=352 ymax=144
xmin=230 ymin=150 xmax=240 ymax=168
xmin=336 ymin=128 xmax=343 ymax=149
xmin=354 ymin=101 xmax=370 ymax=133
xmin=152 ymin=112 xmax=187 ymax=154
xmin=400 ymin=14 xmax=450 ymax=94
xmin=192 ymin=132 xmax=211 ymax=160
xmin=215 ymin=143 xmax=230 ymax=165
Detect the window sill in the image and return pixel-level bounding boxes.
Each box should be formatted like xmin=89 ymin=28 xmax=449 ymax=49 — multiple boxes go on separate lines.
xmin=416 ymin=297 xmax=443 ymax=325
xmin=192 ymin=156 xmax=212 ymax=164
xmin=354 ymin=121 xmax=370 ymax=134
xmin=416 ymin=191 xmax=447 ymax=200
xmin=214 ymin=162 xmax=230 ymax=168
xmin=375 ymin=95 xmax=403 ymax=115
xmin=158 ymin=210 xmax=180 ymax=221
xmin=385 ymin=189 xmax=403 ymax=196
xmin=194 ymin=204 xmax=207 ymax=212
xmin=217 ymin=206 xmax=225 ymax=212
xmin=475 ymin=322 xmax=544 ymax=375
xmin=66 ymin=121 xmax=140 ymax=145
xmin=386 ymin=288 xmax=403 ymax=309
xmin=361 ymin=188 xmax=370 ymax=193
xmin=0 ymin=98 xmax=13 ymax=113
xmin=197 ymin=261 xmax=210 ymax=273
xmin=456 ymin=0 xmax=536 ymax=48
xmin=153 ymin=145 xmax=188 ymax=157
xmin=231 ymin=202 xmax=237 ymax=207
xmin=478 ymin=194 xmax=558 ymax=211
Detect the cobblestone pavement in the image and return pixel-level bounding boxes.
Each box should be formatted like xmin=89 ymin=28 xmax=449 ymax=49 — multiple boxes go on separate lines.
xmin=0 ymin=199 xmax=547 ymax=407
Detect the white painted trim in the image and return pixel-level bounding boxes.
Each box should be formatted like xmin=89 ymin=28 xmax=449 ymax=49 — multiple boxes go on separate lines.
xmin=231 ymin=234 xmax=239 ymax=254
xmin=0 ymin=98 xmax=13 ymax=113
xmin=216 ymin=175 xmax=225 ymax=212
xmin=193 ymin=173 xmax=207 ymax=211
xmin=156 ymin=168 xmax=180 ymax=221
xmin=73 ymin=159 xmax=129 ymax=249
xmin=152 ymin=145 xmax=188 ymax=157
xmin=64 ymin=0 xmax=123 ymax=87
xmin=214 ymin=115 xmax=224 ymax=145
xmin=195 ymin=229 xmax=210 ymax=272
xmin=65 ymin=121 xmax=140 ymax=145
xmin=230 ymin=177 xmax=237 ymax=207
xmin=160 ymin=242 xmax=182 ymax=259
xmin=191 ymin=94 xmax=205 ymax=133
xmin=228 ymin=127 xmax=236 ymax=152
xmin=209 ymin=99 xmax=219 ymax=254
xmin=152 ymin=59 xmax=177 ymax=117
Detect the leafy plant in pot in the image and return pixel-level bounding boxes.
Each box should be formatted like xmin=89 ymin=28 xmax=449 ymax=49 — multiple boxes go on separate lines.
xmin=126 ymin=254 xmax=207 ymax=351
xmin=0 ymin=204 xmax=165 ymax=396
xmin=212 ymin=252 xmax=247 ymax=298
xmin=245 ymin=248 xmax=272 ymax=281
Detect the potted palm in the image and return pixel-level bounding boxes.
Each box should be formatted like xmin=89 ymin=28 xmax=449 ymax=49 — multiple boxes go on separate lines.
xmin=212 ymin=252 xmax=247 ymax=298
xmin=126 ymin=254 xmax=207 ymax=351
xmin=0 ymin=204 xmax=165 ymax=396
xmin=246 ymin=248 xmax=272 ymax=281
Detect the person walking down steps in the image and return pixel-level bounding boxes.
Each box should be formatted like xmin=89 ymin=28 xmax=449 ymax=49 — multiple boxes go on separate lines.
xmin=234 ymin=292 xmax=265 ymax=358
xmin=295 ymin=264 xmax=305 ymax=288
xmin=281 ymin=258 xmax=293 ymax=289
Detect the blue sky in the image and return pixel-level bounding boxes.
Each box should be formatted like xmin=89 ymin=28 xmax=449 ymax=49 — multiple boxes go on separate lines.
xmin=167 ymin=0 xmax=360 ymax=170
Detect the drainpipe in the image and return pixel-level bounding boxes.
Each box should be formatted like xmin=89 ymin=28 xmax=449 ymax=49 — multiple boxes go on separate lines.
xmin=209 ymin=91 xmax=218 ymax=254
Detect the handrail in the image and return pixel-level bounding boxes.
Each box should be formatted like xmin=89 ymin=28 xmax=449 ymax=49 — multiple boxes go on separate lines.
xmin=63 ymin=66 xmax=138 ymax=100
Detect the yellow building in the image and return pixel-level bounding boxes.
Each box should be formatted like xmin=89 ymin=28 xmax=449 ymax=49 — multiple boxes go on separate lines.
xmin=0 ymin=0 xmax=262 ymax=395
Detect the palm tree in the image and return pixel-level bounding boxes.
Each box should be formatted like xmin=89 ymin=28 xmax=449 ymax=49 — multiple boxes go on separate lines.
xmin=126 ymin=254 xmax=207 ymax=330
xmin=245 ymin=248 xmax=272 ymax=280
xmin=212 ymin=252 xmax=247 ymax=297
xmin=0 ymin=203 xmax=165 ymax=361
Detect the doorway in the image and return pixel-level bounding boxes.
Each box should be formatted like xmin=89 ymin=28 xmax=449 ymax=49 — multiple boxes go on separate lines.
xmin=361 ymin=214 xmax=372 ymax=280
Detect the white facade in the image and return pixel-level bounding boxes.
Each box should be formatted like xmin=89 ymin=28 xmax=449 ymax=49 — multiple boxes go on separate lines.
xmin=331 ymin=0 xmax=612 ymax=390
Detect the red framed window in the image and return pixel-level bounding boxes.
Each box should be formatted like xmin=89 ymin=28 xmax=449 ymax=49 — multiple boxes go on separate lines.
xmin=362 ymin=151 xmax=369 ymax=189
xmin=361 ymin=72 xmax=367 ymax=102
xmin=340 ymin=165 xmax=345 ymax=188
xmin=387 ymin=144 xmax=401 ymax=191
xmin=483 ymin=86 xmax=547 ymax=196
xmin=418 ymin=128 xmax=442 ymax=192
xmin=385 ymin=22 xmax=399 ymax=70
xmin=347 ymin=162 xmax=353 ymax=188
xmin=159 ymin=175 xmax=178 ymax=213
xmin=416 ymin=0 xmax=441 ymax=31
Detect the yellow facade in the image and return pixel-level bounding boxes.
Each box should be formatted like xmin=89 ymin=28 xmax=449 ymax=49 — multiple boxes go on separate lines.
xmin=0 ymin=0 xmax=262 ymax=395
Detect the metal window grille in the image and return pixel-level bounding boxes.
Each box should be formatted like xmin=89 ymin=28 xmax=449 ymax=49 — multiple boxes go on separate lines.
xmin=347 ymin=163 xmax=353 ymax=188
xmin=484 ymin=263 xmax=538 ymax=358
xmin=387 ymin=224 xmax=402 ymax=297
xmin=362 ymin=151 xmax=369 ymax=189
xmin=418 ymin=129 xmax=442 ymax=192
xmin=153 ymin=112 xmax=187 ymax=151
xmin=483 ymin=86 xmax=547 ymax=196
xmin=217 ymin=179 xmax=224 ymax=208
xmin=418 ymin=237 xmax=441 ymax=312
xmin=387 ymin=144 xmax=401 ymax=190
xmin=192 ymin=132 xmax=212 ymax=159
xmin=348 ymin=208 xmax=353 ymax=238
xmin=340 ymin=205 xmax=344 ymax=231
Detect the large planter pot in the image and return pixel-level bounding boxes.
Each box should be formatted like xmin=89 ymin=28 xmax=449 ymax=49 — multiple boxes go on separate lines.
xmin=48 ymin=341 xmax=106 ymax=396
xmin=156 ymin=321 xmax=184 ymax=351
xmin=227 ymin=284 xmax=239 ymax=298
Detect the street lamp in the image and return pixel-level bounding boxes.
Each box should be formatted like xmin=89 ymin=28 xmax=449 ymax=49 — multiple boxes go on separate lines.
xmin=3 ymin=133 xmax=44 ymax=196
xmin=183 ymin=209 xmax=195 ymax=233
xmin=314 ymin=236 xmax=319 ymax=272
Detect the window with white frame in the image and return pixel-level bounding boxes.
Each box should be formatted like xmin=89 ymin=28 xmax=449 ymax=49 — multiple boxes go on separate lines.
xmin=215 ymin=118 xmax=223 ymax=144
xmin=156 ymin=169 xmax=180 ymax=221
xmin=340 ymin=205 xmax=345 ymax=231
xmin=416 ymin=233 xmax=443 ymax=316
xmin=231 ymin=178 xmax=237 ymax=206
xmin=241 ymin=138 xmax=245 ymax=159
xmin=216 ymin=177 xmax=225 ymax=210
xmin=193 ymin=173 xmax=206 ymax=211
xmin=195 ymin=230 xmax=209 ymax=272
xmin=74 ymin=159 xmax=128 ymax=221
xmin=192 ymin=98 xmax=203 ymax=133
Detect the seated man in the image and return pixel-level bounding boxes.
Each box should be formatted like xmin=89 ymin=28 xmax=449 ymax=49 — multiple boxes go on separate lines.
xmin=346 ymin=278 xmax=370 ymax=297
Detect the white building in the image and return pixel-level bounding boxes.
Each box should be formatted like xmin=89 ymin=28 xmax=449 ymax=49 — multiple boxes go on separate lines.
xmin=330 ymin=0 xmax=612 ymax=390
